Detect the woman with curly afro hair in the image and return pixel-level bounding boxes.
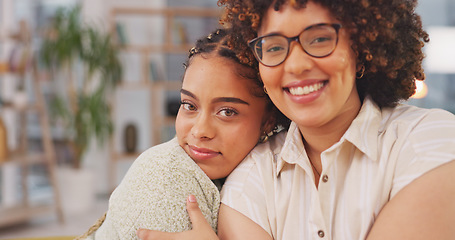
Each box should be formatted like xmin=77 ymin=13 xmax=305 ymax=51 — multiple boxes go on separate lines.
xmin=138 ymin=1 xmax=455 ymax=240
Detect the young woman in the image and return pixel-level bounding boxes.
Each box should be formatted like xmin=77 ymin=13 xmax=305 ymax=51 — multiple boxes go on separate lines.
xmin=138 ymin=0 xmax=455 ymax=239
xmin=76 ymin=28 xmax=288 ymax=240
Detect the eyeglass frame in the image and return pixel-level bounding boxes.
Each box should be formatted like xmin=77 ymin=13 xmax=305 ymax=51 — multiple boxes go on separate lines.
xmin=248 ymin=23 xmax=342 ymax=67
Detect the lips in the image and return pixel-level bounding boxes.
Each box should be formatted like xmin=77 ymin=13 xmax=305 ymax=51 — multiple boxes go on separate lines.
xmin=288 ymin=82 xmax=325 ymax=96
xmin=188 ymin=145 xmax=220 ymax=161
xmin=283 ymin=80 xmax=328 ymax=103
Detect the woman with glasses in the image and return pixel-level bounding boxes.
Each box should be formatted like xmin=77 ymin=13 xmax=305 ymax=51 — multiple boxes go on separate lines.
xmin=138 ymin=0 xmax=455 ymax=240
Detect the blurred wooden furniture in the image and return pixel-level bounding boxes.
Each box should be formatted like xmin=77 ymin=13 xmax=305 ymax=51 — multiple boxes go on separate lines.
xmin=0 ymin=36 xmax=64 ymax=226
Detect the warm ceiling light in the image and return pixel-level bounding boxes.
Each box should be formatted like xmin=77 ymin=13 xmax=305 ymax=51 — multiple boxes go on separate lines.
xmin=411 ymin=80 xmax=428 ymax=99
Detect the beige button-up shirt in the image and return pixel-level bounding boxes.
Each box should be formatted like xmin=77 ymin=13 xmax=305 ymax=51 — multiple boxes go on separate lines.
xmin=221 ymin=98 xmax=455 ymax=240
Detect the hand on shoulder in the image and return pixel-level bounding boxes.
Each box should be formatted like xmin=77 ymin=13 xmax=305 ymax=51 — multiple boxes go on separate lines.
xmin=136 ymin=195 xmax=219 ymax=240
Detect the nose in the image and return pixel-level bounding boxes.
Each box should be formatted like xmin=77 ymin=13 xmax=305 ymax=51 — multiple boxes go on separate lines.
xmin=283 ymin=42 xmax=314 ymax=75
xmin=190 ymin=112 xmax=215 ymax=140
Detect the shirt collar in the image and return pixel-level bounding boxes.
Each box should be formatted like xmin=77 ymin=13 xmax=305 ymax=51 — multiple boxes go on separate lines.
xmin=276 ymin=121 xmax=310 ymax=174
xmin=343 ymin=97 xmax=382 ymax=161
xmin=276 ymin=97 xmax=382 ymax=174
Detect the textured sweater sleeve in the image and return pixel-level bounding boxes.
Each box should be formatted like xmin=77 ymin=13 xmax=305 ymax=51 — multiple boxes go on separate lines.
xmin=91 ymin=138 xmax=220 ymax=240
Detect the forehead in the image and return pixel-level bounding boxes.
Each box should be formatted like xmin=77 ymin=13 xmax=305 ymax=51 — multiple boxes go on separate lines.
xmin=259 ymin=1 xmax=336 ymax=35
xmin=182 ymin=56 xmax=260 ymax=100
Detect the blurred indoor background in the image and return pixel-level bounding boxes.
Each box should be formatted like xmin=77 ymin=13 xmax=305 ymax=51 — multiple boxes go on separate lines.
xmin=0 ymin=0 xmax=453 ymax=239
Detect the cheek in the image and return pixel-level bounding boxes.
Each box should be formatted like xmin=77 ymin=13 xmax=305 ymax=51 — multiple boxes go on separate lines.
xmin=317 ymin=52 xmax=356 ymax=87
xmin=224 ymin=119 xmax=262 ymax=154
xmin=341 ymin=54 xmax=356 ymax=75
xmin=175 ymin=113 xmax=189 ymax=143
xmin=332 ymin=46 xmax=357 ymax=78
xmin=259 ymin=65 xmax=282 ymax=87
xmin=239 ymin=117 xmax=263 ymax=146
xmin=224 ymin=123 xmax=259 ymax=145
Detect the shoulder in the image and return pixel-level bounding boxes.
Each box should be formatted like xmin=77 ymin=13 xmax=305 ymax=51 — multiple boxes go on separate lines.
xmin=229 ymin=131 xmax=285 ymax=181
xmin=136 ymin=137 xmax=188 ymax=164
xmin=220 ymin=132 xmax=286 ymax=236
xmin=379 ymin=104 xmax=455 ymax=152
xmin=380 ymin=103 xmax=455 ymax=152
xmin=375 ymin=104 xmax=455 ymax=150
xmin=379 ymin=105 xmax=455 ymax=196
xmin=381 ymin=104 xmax=455 ymax=132
xmin=222 ymin=131 xmax=285 ymax=197
xmin=128 ymin=138 xmax=200 ymax=176
xmin=115 ymin=137 xmax=216 ymax=198
xmin=106 ymin=138 xmax=220 ymax=233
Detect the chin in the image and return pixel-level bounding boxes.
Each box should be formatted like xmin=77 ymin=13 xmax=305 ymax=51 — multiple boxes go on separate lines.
xmin=199 ymin=167 xmax=214 ymax=180
xmin=206 ymin=171 xmax=225 ymax=180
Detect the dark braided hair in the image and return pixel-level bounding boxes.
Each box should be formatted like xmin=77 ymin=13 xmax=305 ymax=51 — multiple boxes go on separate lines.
xmin=183 ymin=28 xmax=290 ymax=131
xmin=218 ymin=0 xmax=429 ymax=108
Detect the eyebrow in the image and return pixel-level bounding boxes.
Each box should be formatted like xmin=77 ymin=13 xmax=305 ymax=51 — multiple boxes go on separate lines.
xmin=180 ymin=89 xmax=250 ymax=105
xmin=213 ymin=97 xmax=249 ymax=105
xmin=181 ymin=89 xmax=197 ymax=99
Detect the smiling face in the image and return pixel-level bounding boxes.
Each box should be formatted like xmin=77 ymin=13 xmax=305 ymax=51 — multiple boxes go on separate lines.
xmin=176 ymin=54 xmax=269 ymax=180
xmin=258 ymin=1 xmax=361 ymax=134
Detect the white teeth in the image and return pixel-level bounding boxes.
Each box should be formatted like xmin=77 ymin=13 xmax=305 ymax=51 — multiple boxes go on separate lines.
xmin=289 ymin=82 xmax=324 ymax=96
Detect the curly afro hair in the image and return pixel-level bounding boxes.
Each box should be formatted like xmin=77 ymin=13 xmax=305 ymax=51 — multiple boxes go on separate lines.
xmin=217 ymin=0 xmax=429 ymax=108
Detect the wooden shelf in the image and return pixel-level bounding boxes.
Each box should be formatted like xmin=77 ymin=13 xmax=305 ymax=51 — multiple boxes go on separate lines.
xmin=0 ymin=59 xmax=64 ymax=227
xmin=118 ymin=80 xmax=182 ymax=89
xmin=0 ymin=153 xmax=46 ymax=166
xmin=0 ymin=205 xmax=54 ymax=227
xmin=0 ymin=103 xmax=41 ymax=112
xmin=0 ymin=62 xmax=8 ymax=73
xmin=111 ymin=7 xmax=222 ymax=18
xmin=153 ymin=116 xmax=177 ymax=127
xmin=113 ymin=152 xmax=141 ymax=161
xmin=152 ymin=80 xmax=182 ymax=90
xmin=119 ymin=43 xmax=195 ymax=54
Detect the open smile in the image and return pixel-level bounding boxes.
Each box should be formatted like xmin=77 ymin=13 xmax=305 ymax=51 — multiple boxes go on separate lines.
xmin=283 ymin=80 xmax=328 ymax=104
xmin=286 ymin=81 xmax=328 ymax=96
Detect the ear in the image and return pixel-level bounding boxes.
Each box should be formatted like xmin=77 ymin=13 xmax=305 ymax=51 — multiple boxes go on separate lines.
xmin=260 ymin=113 xmax=276 ymax=135
xmin=356 ymin=61 xmax=363 ymax=72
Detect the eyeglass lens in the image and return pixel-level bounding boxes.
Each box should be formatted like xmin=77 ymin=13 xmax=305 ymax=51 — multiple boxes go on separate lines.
xmin=252 ymin=24 xmax=339 ymax=67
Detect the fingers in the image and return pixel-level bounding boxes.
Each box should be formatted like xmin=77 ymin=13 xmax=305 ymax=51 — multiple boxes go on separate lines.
xmin=186 ymin=195 xmax=208 ymax=230
xmin=186 ymin=195 xmax=219 ymax=239
xmin=136 ymin=196 xmax=218 ymax=240
xmin=136 ymin=228 xmax=149 ymax=240
xmin=137 ymin=228 xmax=177 ymax=240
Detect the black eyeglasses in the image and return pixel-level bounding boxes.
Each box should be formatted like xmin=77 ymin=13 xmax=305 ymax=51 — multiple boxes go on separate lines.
xmin=248 ymin=23 xmax=342 ymax=67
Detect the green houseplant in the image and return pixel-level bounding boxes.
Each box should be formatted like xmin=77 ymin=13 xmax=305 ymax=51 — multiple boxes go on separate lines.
xmin=41 ymin=5 xmax=122 ymax=169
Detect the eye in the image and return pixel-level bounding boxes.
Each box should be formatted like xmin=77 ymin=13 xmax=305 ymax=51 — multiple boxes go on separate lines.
xmin=180 ymin=101 xmax=197 ymax=111
xmin=218 ymin=108 xmax=238 ymax=117
xmin=262 ymin=37 xmax=287 ymax=53
xmin=265 ymin=45 xmax=286 ymax=53
xmin=309 ymin=36 xmax=333 ymax=45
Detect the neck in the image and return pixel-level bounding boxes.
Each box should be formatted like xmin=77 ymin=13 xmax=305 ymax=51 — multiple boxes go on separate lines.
xmin=299 ymin=98 xmax=361 ymax=158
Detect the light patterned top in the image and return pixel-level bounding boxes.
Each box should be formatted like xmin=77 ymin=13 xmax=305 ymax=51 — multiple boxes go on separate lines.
xmin=87 ymin=137 xmax=220 ymax=240
xmin=221 ymin=97 xmax=455 ymax=240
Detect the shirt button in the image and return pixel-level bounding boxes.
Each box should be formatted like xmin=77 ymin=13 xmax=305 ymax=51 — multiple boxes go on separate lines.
xmin=318 ymin=230 xmax=325 ymax=238
xmin=322 ymin=175 xmax=329 ymax=182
